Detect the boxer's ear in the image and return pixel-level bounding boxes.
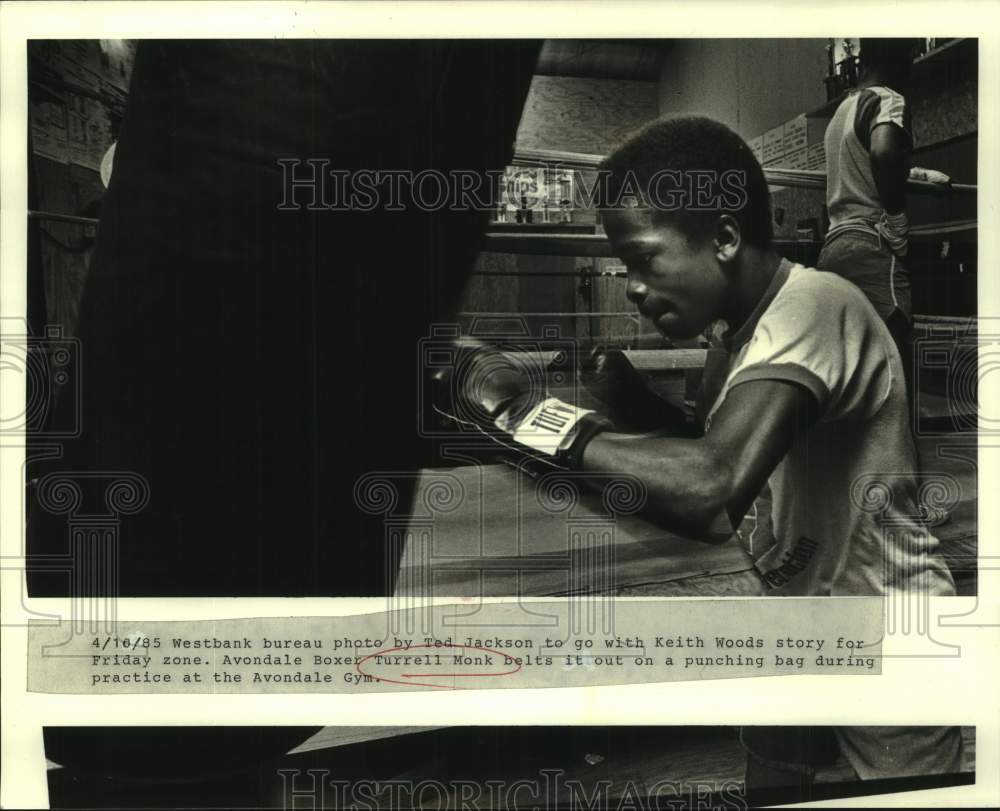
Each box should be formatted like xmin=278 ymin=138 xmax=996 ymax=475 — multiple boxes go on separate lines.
xmin=713 ymin=215 xmax=741 ymax=266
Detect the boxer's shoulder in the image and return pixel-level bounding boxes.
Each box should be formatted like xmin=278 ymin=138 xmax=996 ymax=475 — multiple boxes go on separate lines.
xmin=771 ymin=264 xmax=873 ymax=316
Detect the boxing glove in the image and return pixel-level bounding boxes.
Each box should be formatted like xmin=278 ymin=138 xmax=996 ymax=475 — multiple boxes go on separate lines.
xmin=432 ymin=338 xmax=612 ymax=469
xmin=581 ymin=346 xmax=692 ymax=434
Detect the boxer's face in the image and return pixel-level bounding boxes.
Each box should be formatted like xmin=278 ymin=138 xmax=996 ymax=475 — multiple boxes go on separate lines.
xmin=602 ymin=208 xmax=728 ymax=341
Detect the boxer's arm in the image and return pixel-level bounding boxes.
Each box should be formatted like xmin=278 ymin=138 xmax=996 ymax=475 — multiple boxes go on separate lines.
xmin=580 ymin=377 xmax=819 ymax=540
xmin=870 ymin=123 xmax=911 ymax=214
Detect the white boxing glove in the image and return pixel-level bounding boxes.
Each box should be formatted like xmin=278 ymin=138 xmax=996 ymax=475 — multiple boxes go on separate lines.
xmin=876 ymin=210 xmax=909 ymax=257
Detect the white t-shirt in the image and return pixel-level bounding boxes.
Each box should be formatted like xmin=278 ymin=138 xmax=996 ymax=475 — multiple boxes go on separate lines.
xmin=706 ymin=259 xmax=955 ymax=597
xmin=825 ymin=85 xmax=911 ymax=232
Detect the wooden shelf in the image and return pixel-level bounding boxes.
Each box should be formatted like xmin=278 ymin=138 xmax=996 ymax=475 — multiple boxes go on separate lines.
xmin=488 ymin=222 xmax=595 ymax=234
xmin=806 ymin=38 xmax=975 ymax=120
xmin=512 ymin=147 xmax=605 ymax=170
xmin=912 ymin=37 xmax=976 ymax=76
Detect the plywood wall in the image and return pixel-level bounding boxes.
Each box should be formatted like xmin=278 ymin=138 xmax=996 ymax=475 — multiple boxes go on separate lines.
xmin=515 ymin=74 xmax=659 ymax=155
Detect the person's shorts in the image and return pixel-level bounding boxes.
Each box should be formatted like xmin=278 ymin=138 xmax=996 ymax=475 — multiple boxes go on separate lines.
xmin=818 ymin=228 xmax=911 ymax=322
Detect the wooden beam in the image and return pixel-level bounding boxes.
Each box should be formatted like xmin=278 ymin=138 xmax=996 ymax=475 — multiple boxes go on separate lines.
xmin=512 ymin=148 xmax=976 ymax=196
xmin=622 ymin=349 xmax=708 ymax=371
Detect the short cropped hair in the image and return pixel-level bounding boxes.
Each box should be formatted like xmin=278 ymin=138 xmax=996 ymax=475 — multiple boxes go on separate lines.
xmin=859 ymin=38 xmax=920 ymax=77
xmin=598 ymin=115 xmax=773 ymax=248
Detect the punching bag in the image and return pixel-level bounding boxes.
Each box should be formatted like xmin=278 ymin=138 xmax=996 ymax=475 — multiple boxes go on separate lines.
xmin=27 ymin=40 xmax=540 ymax=597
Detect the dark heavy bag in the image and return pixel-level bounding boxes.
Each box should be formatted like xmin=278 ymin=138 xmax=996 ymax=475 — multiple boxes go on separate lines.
xmin=43 ymin=727 xmax=318 ymax=783
xmin=27 ymin=40 xmax=539 ymax=597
